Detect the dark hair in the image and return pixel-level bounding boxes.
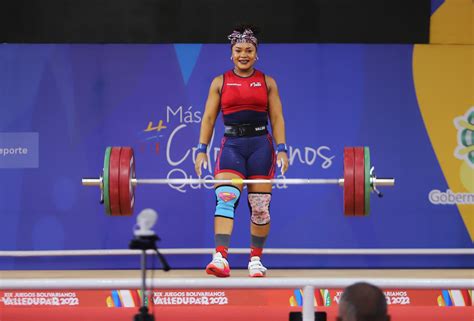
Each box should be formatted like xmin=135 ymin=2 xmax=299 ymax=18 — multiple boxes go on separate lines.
xmin=338 ymin=282 xmax=389 ymax=321
xmin=232 ymin=24 xmax=260 ymax=36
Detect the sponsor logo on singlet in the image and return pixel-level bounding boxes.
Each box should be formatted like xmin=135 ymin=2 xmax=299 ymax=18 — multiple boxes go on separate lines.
xmin=250 ymin=82 xmax=262 ymax=87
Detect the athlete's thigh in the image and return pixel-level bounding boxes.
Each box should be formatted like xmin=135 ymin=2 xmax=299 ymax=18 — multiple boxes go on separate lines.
xmin=215 ymin=137 xmax=247 ymax=178
xmin=246 ymin=134 xmax=275 ymax=181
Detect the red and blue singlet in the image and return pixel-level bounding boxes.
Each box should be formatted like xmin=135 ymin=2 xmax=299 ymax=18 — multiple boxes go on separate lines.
xmin=215 ymin=70 xmax=276 ymax=179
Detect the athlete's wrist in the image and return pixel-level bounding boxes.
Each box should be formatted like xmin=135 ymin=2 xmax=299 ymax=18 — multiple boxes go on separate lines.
xmin=276 ymin=143 xmax=288 ymax=154
xmin=196 ymin=143 xmax=208 ymax=154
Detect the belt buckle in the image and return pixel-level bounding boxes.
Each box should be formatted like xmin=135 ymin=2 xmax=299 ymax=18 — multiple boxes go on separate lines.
xmin=238 ymin=127 xmax=246 ymax=136
xmin=225 ymin=126 xmax=233 ymax=136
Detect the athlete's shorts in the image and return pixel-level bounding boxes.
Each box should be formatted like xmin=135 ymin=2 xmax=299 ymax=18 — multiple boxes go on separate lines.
xmin=215 ymin=134 xmax=276 ymax=179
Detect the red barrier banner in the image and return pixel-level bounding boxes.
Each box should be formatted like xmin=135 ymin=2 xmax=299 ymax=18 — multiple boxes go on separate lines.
xmin=0 ymin=288 xmax=472 ymax=309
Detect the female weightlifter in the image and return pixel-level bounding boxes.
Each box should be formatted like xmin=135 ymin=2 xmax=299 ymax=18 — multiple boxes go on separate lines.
xmin=195 ymin=25 xmax=288 ymax=277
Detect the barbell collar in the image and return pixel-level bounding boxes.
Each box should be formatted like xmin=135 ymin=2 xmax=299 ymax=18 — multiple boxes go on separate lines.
xmin=371 ymin=178 xmax=395 ymax=187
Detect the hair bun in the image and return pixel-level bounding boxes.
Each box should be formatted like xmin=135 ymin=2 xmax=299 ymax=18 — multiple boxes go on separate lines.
xmin=233 ymin=24 xmax=260 ymax=36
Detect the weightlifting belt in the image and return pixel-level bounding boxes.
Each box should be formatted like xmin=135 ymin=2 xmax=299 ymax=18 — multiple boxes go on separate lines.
xmin=224 ymin=124 xmax=268 ymax=137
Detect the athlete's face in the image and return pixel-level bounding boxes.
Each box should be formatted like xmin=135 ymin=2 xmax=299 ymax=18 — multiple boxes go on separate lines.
xmin=231 ymin=43 xmax=257 ymax=72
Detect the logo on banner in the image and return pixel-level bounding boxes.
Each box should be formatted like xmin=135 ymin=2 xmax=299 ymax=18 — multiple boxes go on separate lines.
xmin=454 ymin=107 xmax=474 ymax=168
xmin=152 ymin=290 xmax=228 ymax=305
xmin=289 ymin=288 xmax=331 ymax=307
xmin=437 ymin=289 xmax=472 ymax=307
xmin=106 ymin=290 xmax=145 ymax=308
xmin=0 ymin=291 xmax=79 ymax=306
xmin=428 ymin=107 xmax=474 ymax=206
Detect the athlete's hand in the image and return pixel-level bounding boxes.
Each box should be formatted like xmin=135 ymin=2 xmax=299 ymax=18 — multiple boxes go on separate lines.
xmin=276 ymin=152 xmax=289 ymax=176
xmin=195 ymin=152 xmax=209 ymax=177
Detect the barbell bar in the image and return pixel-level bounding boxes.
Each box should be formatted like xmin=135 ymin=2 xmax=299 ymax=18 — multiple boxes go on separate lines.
xmin=82 ymin=178 xmax=395 ymax=186
xmin=82 ymin=146 xmax=395 ymax=216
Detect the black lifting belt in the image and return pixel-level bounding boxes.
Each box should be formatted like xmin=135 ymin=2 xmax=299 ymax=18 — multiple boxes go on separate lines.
xmin=224 ymin=124 xmax=268 ymax=137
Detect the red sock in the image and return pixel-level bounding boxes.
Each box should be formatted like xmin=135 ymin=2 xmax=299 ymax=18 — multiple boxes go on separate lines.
xmin=250 ymin=247 xmax=263 ymax=258
xmin=216 ymin=246 xmax=228 ymax=259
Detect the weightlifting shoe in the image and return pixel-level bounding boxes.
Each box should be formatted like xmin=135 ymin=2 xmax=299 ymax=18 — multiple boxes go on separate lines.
xmin=248 ymin=256 xmax=267 ymax=277
xmin=206 ymin=252 xmax=230 ymax=278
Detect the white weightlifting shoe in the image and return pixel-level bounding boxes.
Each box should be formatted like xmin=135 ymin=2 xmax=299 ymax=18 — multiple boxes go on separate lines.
xmin=206 ymin=252 xmax=231 ymax=278
xmin=248 ymin=256 xmax=267 ymax=277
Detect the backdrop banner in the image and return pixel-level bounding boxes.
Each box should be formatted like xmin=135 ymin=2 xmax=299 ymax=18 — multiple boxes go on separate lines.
xmin=0 ymin=44 xmax=472 ymax=269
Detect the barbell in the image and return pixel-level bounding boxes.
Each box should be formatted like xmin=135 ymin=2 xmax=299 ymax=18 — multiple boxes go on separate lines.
xmin=82 ymin=146 xmax=395 ymax=216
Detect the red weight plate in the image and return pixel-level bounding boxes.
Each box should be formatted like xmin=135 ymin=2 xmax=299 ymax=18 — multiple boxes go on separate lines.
xmin=354 ymin=147 xmax=365 ymax=216
xmin=109 ymin=147 xmax=122 ymax=216
xmin=119 ymin=147 xmax=135 ymax=216
xmin=343 ymin=147 xmax=355 ymax=215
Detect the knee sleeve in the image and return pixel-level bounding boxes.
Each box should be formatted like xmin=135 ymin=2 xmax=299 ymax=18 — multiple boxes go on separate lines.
xmin=248 ymin=193 xmax=271 ymax=225
xmin=215 ymin=185 xmax=241 ymax=219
